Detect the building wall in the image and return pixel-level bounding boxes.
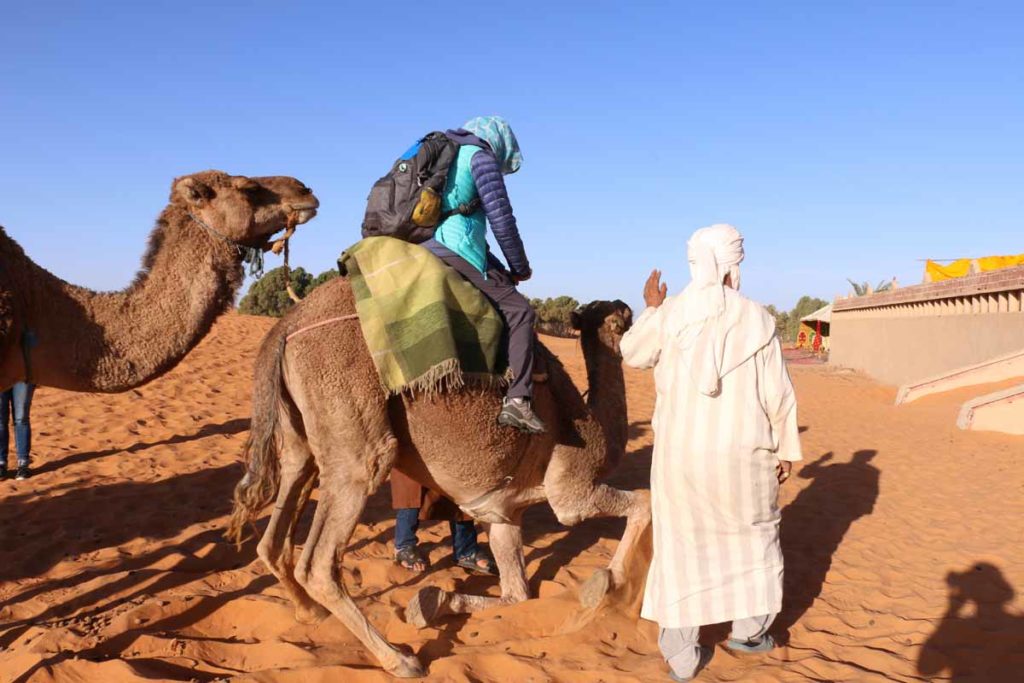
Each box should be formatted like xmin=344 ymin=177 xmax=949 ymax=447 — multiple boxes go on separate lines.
xmin=830 ymin=268 xmax=1024 ymax=386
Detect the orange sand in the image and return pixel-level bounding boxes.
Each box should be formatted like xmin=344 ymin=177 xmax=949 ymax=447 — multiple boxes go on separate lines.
xmin=1 ymin=313 xmax=1022 ymax=682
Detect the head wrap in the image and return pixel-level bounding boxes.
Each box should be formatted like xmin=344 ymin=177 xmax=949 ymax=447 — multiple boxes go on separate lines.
xmin=683 ymin=223 xmax=744 ymax=326
xmin=462 ymin=116 xmax=523 ymax=175
xmin=669 ymin=224 xmax=771 ymax=396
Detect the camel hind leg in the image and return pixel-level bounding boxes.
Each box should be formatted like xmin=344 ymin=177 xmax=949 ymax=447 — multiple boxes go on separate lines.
xmin=293 ymin=446 xmax=424 ymax=678
xmin=255 ymin=404 xmax=327 ymax=624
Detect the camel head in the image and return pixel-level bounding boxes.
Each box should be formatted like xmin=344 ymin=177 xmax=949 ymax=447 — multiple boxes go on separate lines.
xmin=571 ymin=300 xmax=633 ymax=354
xmin=170 ymin=170 xmax=319 ymax=250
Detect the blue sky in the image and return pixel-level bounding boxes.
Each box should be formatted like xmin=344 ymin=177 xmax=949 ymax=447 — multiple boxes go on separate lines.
xmin=2 ymin=1 xmax=1021 ymax=312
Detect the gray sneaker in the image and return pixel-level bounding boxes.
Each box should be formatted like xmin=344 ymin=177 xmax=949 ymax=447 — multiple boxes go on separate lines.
xmin=498 ymin=397 xmax=546 ymax=434
xmin=15 ymin=464 xmax=30 ymax=481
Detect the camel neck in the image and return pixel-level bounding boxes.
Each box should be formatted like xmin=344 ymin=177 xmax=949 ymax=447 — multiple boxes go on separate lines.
xmin=23 ymin=205 xmax=245 ymax=391
xmin=581 ymin=334 xmax=628 ymax=463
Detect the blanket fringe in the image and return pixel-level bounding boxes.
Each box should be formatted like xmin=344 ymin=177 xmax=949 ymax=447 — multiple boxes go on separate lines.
xmin=385 ymin=360 xmax=511 ymax=398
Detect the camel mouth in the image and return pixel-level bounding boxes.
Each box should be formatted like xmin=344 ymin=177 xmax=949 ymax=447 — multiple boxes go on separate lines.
xmin=293 ymin=207 xmax=318 ymax=225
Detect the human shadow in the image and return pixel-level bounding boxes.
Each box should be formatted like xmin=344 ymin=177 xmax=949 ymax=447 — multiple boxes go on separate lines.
xmin=773 ymin=449 xmax=881 ymax=643
xmin=917 ymin=562 xmax=1024 ymax=681
xmin=32 ymin=418 xmax=250 ymax=475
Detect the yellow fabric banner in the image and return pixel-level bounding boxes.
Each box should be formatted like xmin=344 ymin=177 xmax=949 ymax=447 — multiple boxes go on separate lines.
xmin=925 ymin=254 xmax=1024 ymax=282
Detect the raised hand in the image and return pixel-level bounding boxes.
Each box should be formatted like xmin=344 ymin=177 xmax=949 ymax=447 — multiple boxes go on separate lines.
xmin=644 ymin=269 xmax=668 ymax=308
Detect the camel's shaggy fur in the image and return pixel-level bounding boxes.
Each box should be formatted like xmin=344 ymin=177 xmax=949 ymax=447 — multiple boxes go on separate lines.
xmin=0 ymin=171 xmax=318 ymax=392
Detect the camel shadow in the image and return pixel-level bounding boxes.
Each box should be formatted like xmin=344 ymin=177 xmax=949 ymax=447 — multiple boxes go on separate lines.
xmin=917 ymin=562 xmax=1024 ymax=681
xmin=10 ymin=573 xmax=275 ymax=683
xmin=32 ymin=418 xmax=250 ymax=475
xmin=773 ymin=449 xmax=880 ymax=643
xmin=0 ymin=462 xmax=243 ymax=585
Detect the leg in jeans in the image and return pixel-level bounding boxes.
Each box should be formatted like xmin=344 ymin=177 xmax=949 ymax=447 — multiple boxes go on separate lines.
xmin=394 ymin=508 xmax=420 ymax=552
xmin=449 ymin=519 xmax=479 ymax=561
xmin=11 ymin=383 xmax=34 ymax=466
xmin=0 ymin=389 xmax=10 ymax=468
xmin=658 ymin=626 xmax=708 ymax=679
xmin=423 ymin=241 xmax=537 ymax=400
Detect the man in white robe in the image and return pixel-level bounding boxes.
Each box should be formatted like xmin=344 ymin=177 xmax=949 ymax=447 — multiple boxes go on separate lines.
xmin=620 ymin=224 xmax=802 ymax=681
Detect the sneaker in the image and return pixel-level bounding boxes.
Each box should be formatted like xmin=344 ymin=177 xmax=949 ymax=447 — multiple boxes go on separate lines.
xmin=725 ymin=633 xmax=775 ymax=653
xmin=15 ymin=465 xmax=30 ymax=481
xmin=498 ymin=397 xmax=546 ymax=434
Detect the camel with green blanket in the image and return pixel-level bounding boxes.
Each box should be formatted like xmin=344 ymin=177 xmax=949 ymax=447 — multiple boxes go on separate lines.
xmin=227 ymin=238 xmax=652 ymax=678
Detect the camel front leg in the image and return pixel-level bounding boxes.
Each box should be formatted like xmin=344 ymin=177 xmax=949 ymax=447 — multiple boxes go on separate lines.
xmin=406 ymin=521 xmax=530 ymax=629
xmin=545 ymin=471 xmax=652 ymax=610
xmin=577 ymin=486 xmax=652 ymax=609
xmin=293 ymin=479 xmax=424 ymax=678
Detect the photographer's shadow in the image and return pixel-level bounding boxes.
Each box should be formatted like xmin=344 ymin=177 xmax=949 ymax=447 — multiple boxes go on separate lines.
xmin=918 ymin=562 xmax=1024 ymax=681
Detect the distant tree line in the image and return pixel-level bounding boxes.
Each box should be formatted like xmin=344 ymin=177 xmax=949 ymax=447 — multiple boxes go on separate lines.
xmin=238 ymin=266 xmax=339 ymax=317
xmin=529 ymin=296 xmax=580 ymax=337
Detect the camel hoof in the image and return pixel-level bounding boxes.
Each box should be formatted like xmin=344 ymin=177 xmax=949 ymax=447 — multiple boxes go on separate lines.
xmin=294 ymin=602 xmax=330 ymax=625
xmin=406 ymin=586 xmax=449 ymax=629
xmin=579 ymin=568 xmax=613 ymax=609
xmin=387 ymin=652 xmax=426 ymax=678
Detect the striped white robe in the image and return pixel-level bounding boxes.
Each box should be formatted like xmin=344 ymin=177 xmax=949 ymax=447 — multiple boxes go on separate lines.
xmin=622 ymin=292 xmax=802 ymax=628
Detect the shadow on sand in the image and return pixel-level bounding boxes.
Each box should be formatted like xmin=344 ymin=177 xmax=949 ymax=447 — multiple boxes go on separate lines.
xmin=917 ymin=562 xmax=1024 ymax=681
xmin=31 ymin=418 xmax=250 ymax=475
xmin=773 ymin=449 xmax=881 ymax=643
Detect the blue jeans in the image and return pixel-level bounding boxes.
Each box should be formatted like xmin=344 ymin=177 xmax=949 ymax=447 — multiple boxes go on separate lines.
xmin=394 ymin=508 xmax=479 ymax=561
xmin=1 ymin=382 xmax=35 ymax=466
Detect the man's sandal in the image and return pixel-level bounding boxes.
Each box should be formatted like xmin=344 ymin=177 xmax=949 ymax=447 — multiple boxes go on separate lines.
xmin=395 ymin=545 xmax=429 ymax=573
xmin=454 ymin=549 xmax=498 ymax=576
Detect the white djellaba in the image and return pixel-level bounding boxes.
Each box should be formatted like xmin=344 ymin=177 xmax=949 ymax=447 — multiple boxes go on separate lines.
xmin=621 ymin=223 xmax=802 ymax=629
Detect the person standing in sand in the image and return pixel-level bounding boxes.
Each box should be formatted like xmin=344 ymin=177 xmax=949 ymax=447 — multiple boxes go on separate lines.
xmin=620 ymin=224 xmax=802 ymax=681
xmin=1 ymin=381 xmax=36 ymax=480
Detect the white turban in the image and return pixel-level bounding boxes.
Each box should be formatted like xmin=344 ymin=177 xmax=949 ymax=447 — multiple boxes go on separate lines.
xmin=670 ymin=224 xmax=766 ymax=396
xmin=685 ymin=223 xmax=745 ymax=324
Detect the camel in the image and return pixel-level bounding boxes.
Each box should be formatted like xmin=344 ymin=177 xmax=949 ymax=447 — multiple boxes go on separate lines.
xmin=0 ymin=170 xmax=319 ymax=392
xmin=227 ymin=277 xmax=652 ymax=678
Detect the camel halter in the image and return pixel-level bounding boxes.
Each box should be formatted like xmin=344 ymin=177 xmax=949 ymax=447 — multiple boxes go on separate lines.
xmin=188 ymin=212 xmax=266 ymax=277
xmin=188 ymin=210 xmax=300 ymax=296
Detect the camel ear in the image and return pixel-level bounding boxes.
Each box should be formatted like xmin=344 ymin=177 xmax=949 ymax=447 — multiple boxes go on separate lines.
xmin=570 ymin=310 xmax=583 ymax=331
xmin=173 ymin=177 xmax=213 ymax=207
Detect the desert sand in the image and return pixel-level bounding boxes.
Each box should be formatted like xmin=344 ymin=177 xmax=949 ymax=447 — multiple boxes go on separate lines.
xmin=1 ymin=312 xmax=1022 ymax=682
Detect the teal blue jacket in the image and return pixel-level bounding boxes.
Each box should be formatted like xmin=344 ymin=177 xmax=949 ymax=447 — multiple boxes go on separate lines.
xmin=434 ymin=145 xmax=489 ymax=274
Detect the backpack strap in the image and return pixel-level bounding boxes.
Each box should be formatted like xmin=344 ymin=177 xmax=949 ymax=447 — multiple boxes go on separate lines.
xmin=442 ymin=197 xmax=481 ymax=219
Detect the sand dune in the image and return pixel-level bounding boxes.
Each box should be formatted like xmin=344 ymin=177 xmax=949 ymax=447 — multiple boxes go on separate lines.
xmin=1 ymin=312 xmax=1022 ymax=682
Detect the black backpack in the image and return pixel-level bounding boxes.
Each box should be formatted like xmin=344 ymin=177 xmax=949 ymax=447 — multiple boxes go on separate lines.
xmin=361 ymin=131 xmax=481 ymax=243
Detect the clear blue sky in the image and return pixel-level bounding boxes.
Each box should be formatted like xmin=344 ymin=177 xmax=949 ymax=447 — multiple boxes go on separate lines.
xmin=2 ymin=1 xmax=1021 ymax=312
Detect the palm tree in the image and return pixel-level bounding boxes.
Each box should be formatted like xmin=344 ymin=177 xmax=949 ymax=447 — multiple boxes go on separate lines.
xmin=847 ymin=278 xmax=893 ymax=297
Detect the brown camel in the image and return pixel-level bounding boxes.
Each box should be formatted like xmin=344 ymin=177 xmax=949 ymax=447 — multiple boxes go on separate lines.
xmin=0 ymin=170 xmax=319 ymax=392
xmin=227 ymin=278 xmax=652 ymax=678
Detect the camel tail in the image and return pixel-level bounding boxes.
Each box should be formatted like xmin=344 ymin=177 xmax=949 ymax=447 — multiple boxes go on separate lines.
xmin=227 ymin=330 xmax=287 ymax=546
